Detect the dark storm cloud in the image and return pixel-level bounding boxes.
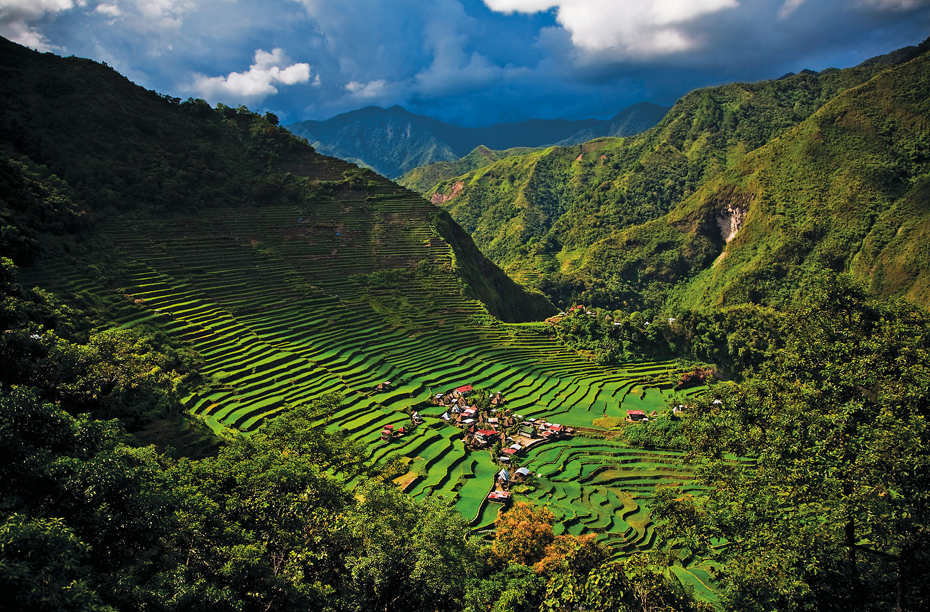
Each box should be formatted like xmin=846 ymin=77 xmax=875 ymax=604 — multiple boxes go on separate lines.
xmin=1 ymin=0 xmax=928 ymax=125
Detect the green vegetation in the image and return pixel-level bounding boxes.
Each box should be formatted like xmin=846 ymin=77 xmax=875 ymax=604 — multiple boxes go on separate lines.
xmin=3 ymin=34 xmax=929 ymax=612
xmin=551 ymin=303 xmax=784 ymax=378
xmin=0 ymin=36 xmax=710 ymax=609
xmin=285 ymin=105 xmax=624 ymax=179
xmin=399 ymin=145 xmax=536 ymax=194
xmin=420 ymin=40 xmax=930 ymax=314
xmin=653 ymin=275 xmax=930 ymax=611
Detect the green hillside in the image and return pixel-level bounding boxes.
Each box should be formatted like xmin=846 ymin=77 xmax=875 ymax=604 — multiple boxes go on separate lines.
xmin=398 ymin=145 xmax=536 ymax=194
xmin=423 ymin=41 xmax=930 ymax=309
xmin=574 ymin=40 xmax=930 ymax=312
xmin=0 ymin=36 xmax=693 ymax=564
xmin=2 ymin=35 xmax=928 ymax=612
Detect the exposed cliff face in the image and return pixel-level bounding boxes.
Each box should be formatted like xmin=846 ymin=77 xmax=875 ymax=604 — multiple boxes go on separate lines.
xmin=430 ymin=181 xmax=464 ymax=205
xmin=716 ymin=202 xmax=749 ymax=244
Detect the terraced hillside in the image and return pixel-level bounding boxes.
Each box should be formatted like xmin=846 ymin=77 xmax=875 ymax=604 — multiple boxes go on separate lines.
xmin=510 ymin=436 xmax=720 ymax=598
xmin=2 ymin=37 xmax=704 ymax=559
xmin=20 ymin=176 xmax=698 ymax=551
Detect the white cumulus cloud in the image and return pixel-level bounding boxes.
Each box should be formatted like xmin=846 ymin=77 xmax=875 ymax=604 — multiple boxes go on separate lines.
xmin=345 ymin=79 xmax=390 ymax=98
xmin=0 ymin=0 xmax=78 ymax=50
xmin=484 ymin=0 xmax=740 ymax=56
xmin=94 ymin=3 xmax=121 ymax=17
xmin=192 ymin=48 xmax=312 ymax=104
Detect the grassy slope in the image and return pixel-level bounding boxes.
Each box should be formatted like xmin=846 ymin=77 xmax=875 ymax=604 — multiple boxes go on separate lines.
xmin=0 ymin=37 xmax=550 ymax=324
xmin=600 ymin=46 xmax=930 ymax=312
xmin=419 ymin=42 xmax=927 ymax=307
xmin=397 ymin=145 xmax=537 ymax=194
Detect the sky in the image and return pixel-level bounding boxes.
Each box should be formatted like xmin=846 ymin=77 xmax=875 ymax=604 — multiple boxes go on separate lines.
xmin=2 ymin=0 xmax=929 ymax=126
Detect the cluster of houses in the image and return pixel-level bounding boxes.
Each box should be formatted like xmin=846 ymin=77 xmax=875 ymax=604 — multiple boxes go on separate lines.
xmin=379 ymin=423 xmax=409 ymax=441
xmin=376 ymin=382 xmax=588 ymax=506
xmin=626 ymin=403 xmax=691 ymax=423
xmin=430 ymin=385 xmax=576 ymax=455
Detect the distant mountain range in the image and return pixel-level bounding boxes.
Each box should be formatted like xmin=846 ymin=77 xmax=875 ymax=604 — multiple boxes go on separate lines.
xmin=286 ymin=103 xmax=670 ymax=178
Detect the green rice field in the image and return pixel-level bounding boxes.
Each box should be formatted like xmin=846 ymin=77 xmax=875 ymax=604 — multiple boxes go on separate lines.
xmin=21 ymin=183 xmax=706 ymax=567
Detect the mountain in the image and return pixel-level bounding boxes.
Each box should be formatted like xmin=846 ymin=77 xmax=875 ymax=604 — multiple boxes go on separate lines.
xmin=553 ymin=102 xmax=672 ymax=146
xmin=396 ymin=104 xmax=670 ymax=195
xmin=0 ymin=37 xmax=552 ymax=325
xmin=286 ymin=104 xmax=668 ymax=179
xmin=286 ymin=105 xmax=460 ymax=178
xmin=397 ymin=145 xmax=536 ymax=194
xmin=422 ymin=40 xmax=930 ymax=312
xmin=0 ymin=39 xmax=704 ymax=602
xmin=627 ymin=41 xmax=930 ymax=311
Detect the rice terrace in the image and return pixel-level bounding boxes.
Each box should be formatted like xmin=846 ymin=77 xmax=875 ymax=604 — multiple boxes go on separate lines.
xmin=20 ymin=173 xmax=714 ymax=584
xmin=5 ymin=20 xmax=930 ymax=611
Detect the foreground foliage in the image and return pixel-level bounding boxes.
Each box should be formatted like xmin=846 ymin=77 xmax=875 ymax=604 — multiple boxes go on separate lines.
xmin=654 ymin=275 xmax=930 ymax=611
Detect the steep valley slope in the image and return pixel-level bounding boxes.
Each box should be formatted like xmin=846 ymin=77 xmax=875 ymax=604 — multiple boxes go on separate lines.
xmin=420 ymin=40 xmax=930 ymax=313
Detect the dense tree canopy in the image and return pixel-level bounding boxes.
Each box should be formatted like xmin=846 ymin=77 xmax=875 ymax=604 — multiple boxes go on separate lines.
xmin=653 ymin=275 xmax=930 ymax=611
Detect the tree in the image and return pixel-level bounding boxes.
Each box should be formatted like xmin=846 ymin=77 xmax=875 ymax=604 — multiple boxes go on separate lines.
xmin=0 ymin=514 xmax=115 ymax=612
xmin=340 ymin=482 xmax=484 ymax=612
xmin=655 ymin=274 xmax=930 ymax=611
xmin=491 ymin=502 xmax=557 ymax=568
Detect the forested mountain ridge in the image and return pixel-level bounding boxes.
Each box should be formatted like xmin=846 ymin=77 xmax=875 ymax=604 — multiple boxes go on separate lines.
xmin=608 ymin=48 xmax=930 ymax=312
xmin=396 ymin=103 xmax=671 ymax=195
xmin=0 ymin=37 xmax=552 ymax=324
xmin=286 ymin=103 xmax=667 ymax=179
xmin=397 ymin=145 xmax=537 ymax=194
xmin=424 ymin=40 xmax=930 ymax=312
xmin=552 ymin=102 xmax=672 ymax=146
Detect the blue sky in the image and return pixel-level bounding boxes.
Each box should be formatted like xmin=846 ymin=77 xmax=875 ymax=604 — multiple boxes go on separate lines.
xmin=2 ymin=0 xmax=929 ymax=126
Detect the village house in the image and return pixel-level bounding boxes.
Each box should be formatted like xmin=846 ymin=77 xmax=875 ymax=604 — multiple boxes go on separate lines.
xmin=487 ymin=490 xmax=511 ymax=503
xmin=454 ymin=384 xmax=474 ymax=398
xmin=474 ymin=429 xmax=499 ymax=447
xmin=497 ymin=467 xmax=510 ymax=487
xmin=627 ymin=410 xmax=648 ymax=422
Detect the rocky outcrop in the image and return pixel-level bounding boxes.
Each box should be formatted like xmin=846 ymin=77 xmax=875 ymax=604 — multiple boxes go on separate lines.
xmin=716 ymin=203 xmax=748 ymax=243
xmin=430 ymin=181 xmax=464 ymax=205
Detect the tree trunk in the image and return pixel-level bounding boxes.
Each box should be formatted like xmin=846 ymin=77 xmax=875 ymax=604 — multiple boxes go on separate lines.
xmin=896 ymin=546 xmax=909 ymax=612
xmin=845 ymin=518 xmax=860 ymax=582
